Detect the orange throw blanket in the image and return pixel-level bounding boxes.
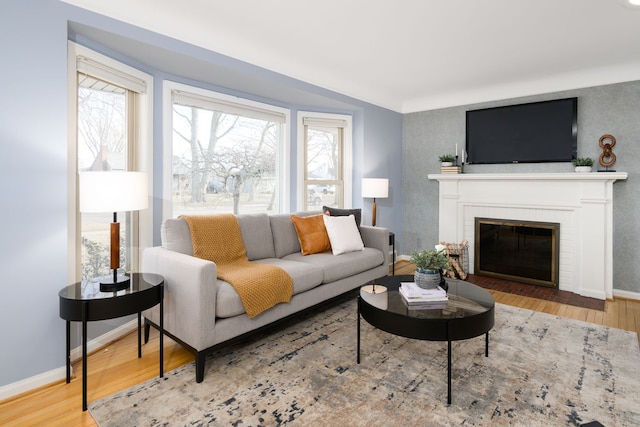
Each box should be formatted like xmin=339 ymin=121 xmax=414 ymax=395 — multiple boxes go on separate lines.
xmin=180 ymin=214 xmax=293 ymax=318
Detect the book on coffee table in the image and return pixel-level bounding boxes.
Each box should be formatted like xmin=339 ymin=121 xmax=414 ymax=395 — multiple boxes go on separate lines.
xmin=399 ymin=282 xmax=448 ymax=305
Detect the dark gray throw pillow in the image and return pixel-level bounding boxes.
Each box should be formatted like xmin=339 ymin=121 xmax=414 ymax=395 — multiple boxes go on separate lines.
xmin=322 ymin=206 xmax=362 ymax=227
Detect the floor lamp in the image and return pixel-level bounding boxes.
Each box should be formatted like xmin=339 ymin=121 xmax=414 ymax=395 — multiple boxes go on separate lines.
xmin=361 ymin=178 xmax=389 ymax=295
xmin=362 ymin=178 xmax=389 ymax=227
xmin=79 ymin=171 xmax=148 ymax=292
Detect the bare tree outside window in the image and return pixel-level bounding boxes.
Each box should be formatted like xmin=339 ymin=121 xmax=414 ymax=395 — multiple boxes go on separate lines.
xmin=172 ymin=103 xmax=279 ymax=216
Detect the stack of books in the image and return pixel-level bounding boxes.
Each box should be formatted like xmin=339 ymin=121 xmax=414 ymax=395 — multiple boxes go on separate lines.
xmin=399 ymin=282 xmax=448 ymax=309
xmin=440 ymin=165 xmax=462 ymax=174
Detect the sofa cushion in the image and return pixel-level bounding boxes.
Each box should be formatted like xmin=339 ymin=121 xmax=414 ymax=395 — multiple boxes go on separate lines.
xmin=283 ymin=247 xmax=384 ymax=283
xmin=270 ymin=211 xmax=319 ymax=258
xmin=161 ymin=218 xmax=193 ymax=255
xmin=323 ymin=214 xmax=364 ymax=255
xmin=291 ymin=214 xmax=332 ymax=255
xmin=236 ymin=213 xmax=276 ymax=260
xmin=216 ymin=258 xmax=324 ymax=318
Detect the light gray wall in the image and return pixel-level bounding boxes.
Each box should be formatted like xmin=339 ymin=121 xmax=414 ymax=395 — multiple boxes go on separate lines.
xmin=402 ymin=80 xmax=640 ymax=293
xmin=0 ymin=0 xmax=401 ymax=389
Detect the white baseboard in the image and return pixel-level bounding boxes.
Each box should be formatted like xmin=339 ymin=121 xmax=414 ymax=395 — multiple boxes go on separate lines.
xmin=613 ymin=289 xmax=640 ymax=301
xmin=0 ymin=319 xmax=137 ymax=402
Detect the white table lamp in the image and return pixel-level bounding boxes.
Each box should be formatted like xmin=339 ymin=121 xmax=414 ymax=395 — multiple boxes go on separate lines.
xmin=79 ymin=171 xmax=148 ymax=292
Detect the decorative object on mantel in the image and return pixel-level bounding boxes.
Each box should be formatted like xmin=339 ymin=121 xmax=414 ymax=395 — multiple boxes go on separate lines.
xmin=572 ymin=157 xmax=594 ymax=173
xmin=410 ymin=247 xmax=448 ymax=289
xmin=440 ymin=165 xmax=462 ymax=174
xmin=438 ymin=154 xmax=455 ymax=167
xmin=439 ymin=154 xmax=462 ymax=174
xmin=598 ymin=134 xmax=617 ymax=172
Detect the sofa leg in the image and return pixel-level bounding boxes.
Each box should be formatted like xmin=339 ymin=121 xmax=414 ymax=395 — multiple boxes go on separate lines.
xmin=196 ymin=352 xmax=206 ymax=383
xmin=144 ymin=321 xmax=151 ymax=343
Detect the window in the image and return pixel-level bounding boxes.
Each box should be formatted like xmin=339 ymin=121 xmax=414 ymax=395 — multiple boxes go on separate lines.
xmin=298 ymin=113 xmax=352 ymax=210
xmin=165 ymin=82 xmax=289 ymax=218
xmin=68 ymin=43 xmax=153 ymax=283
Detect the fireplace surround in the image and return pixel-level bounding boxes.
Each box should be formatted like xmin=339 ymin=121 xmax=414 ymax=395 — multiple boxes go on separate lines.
xmin=428 ymin=172 xmax=627 ymax=300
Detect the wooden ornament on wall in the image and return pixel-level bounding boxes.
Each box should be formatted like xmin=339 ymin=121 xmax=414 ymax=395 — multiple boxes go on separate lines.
xmin=598 ymin=134 xmax=617 ymax=170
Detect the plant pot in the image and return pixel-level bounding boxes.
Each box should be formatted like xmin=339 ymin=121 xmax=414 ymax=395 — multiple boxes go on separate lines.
xmin=441 ymin=162 xmax=453 ymax=167
xmin=414 ymin=268 xmax=442 ymax=289
xmin=575 ymin=166 xmax=592 ymax=173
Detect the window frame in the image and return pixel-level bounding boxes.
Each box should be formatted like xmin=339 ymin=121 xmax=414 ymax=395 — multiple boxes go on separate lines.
xmin=67 ymin=42 xmax=153 ymax=283
xmin=162 ymin=81 xmax=291 ymax=220
xmin=297 ymin=112 xmax=353 ymax=210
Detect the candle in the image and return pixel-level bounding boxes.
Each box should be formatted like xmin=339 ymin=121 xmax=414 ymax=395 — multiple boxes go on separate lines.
xmin=462 ymin=149 xmax=466 ymax=164
xmin=455 ymin=144 xmax=458 ymax=156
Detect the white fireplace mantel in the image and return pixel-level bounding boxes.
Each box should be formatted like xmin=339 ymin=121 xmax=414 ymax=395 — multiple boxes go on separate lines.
xmin=427 ymin=172 xmax=628 ymax=300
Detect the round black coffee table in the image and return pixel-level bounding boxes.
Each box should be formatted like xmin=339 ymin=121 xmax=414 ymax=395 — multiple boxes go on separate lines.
xmin=357 ymin=275 xmax=495 ymax=405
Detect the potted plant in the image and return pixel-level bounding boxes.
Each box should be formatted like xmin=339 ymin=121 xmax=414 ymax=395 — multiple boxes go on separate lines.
xmin=410 ymin=248 xmax=449 ymax=289
xmin=572 ymin=157 xmax=594 ymax=173
xmin=439 ymin=154 xmax=456 ymax=167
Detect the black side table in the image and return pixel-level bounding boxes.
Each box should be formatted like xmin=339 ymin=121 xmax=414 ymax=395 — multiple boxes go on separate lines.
xmin=59 ymin=272 xmax=164 ymax=411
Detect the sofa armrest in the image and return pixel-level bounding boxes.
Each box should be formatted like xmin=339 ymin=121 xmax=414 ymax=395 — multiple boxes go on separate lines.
xmin=359 ymin=225 xmax=389 ymax=269
xmin=142 ymin=247 xmax=218 ymax=351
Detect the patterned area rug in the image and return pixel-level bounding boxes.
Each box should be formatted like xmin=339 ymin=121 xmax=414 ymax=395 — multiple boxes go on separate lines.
xmin=90 ymin=299 xmax=640 ymax=426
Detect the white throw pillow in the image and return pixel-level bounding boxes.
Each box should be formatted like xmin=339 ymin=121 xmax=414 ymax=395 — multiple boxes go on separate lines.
xmin=322 ymin=214 xmax=365 ymax=255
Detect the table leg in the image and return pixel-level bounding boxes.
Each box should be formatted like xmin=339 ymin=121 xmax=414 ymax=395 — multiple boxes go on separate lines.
xmin=447 ymin=339 xmax=452 ymax=405
xmin=447 ymin=321 xmax=452 ymax=405
xmin=159 ymin=287 xmax=164 ymax=378
xmin=485 ymin=331 xmax=489 ymax=357
xmin=392 ymin=238 xmax=395 ymax=275
xmin=65 ymin=320 xmax=70 ymax=383
xmin=137 ymin=312 xmax=142 ymax=358
xmin=356 ymin=297 xmax=361 ymax=364
xmin=82 ymin=301 xmax=88 ymax=411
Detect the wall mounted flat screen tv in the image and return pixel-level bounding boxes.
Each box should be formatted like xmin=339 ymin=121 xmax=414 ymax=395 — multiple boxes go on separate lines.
xmin=465 ymin=97 xmax=577 ymax=164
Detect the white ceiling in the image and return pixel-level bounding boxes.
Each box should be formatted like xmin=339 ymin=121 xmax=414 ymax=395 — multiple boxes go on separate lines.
xmin=63 ymin=0 xmax=640 ymax=113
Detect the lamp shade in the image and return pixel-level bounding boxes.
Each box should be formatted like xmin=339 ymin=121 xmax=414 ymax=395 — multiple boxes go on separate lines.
xmin=79 ymin=171 xmax=148 ymax=213
xmin=362 ymin=178 xmax=389 ymax=199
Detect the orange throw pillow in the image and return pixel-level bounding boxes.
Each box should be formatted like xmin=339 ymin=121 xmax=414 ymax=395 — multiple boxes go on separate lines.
xmin=291 ymin=214 xmax=332 ymax=255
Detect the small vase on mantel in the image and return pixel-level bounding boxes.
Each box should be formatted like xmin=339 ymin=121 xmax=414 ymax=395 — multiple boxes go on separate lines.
xmin=575 ymin=166 xmax=592 ymax=173
xmin=572 ymin=157 xmax=594 ymax=173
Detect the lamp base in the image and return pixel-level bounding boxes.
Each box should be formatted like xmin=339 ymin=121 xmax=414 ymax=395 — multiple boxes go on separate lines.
xmin=99 ymin=275 xmax=131 ymax=292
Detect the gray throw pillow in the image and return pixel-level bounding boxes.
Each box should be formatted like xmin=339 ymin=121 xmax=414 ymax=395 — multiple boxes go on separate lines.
xmin=322 ymin=206 xmax=362 ymax=227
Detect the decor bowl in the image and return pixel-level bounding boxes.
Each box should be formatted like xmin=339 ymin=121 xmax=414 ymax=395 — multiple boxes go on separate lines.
xmin=575 ymin=166 xmax=592 ymax=173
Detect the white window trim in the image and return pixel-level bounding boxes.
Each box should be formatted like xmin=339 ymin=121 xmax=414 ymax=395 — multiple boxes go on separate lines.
xmin=67 ymin=41 xmax=154 ymax=283
xmin=162 ymin=81 xmax=291 ymax=221
xmin=296 ymin=111 xmax=353 ymax=210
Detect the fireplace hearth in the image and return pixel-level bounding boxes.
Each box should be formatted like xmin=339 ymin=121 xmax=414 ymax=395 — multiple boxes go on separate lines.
xmin=475 ymin=218 xmax=559 ymax=287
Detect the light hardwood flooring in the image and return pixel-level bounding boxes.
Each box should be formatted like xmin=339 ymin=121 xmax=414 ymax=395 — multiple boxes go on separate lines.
xmin=1 ymin=260 xmax=638 ymax=426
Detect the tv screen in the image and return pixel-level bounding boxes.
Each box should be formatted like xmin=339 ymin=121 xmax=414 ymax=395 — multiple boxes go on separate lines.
xmin=465 ymin=98 xmax=577 ymax=164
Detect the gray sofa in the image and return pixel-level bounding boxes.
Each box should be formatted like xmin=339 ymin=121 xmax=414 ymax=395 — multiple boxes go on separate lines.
xmin=142 ymin=211 xmax=389 ymax=382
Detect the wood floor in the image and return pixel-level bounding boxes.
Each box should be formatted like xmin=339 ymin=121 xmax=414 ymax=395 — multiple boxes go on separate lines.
xmin=2 ymin=260 xmax=639 ymax=427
